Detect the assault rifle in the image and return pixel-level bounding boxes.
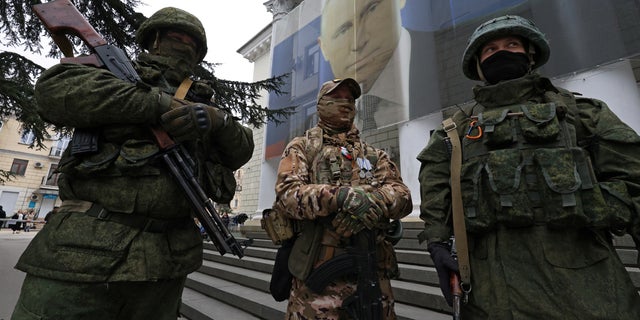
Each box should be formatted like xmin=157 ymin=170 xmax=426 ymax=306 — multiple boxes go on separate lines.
xmin=32 ymin=0 xmax=249 ymax=258
xmin=305 ymin=229 xmax=383 ymax=320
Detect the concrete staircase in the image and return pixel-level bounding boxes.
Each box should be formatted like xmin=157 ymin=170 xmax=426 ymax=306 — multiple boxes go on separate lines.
xmin=180 ymin=221 xmax=640 ymax=320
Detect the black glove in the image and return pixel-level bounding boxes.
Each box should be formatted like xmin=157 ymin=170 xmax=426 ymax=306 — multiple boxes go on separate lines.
xmin=160 ymin=103 xmax=226 ymax=142
xmin=427 ymin=242 xmax=459 ymax=306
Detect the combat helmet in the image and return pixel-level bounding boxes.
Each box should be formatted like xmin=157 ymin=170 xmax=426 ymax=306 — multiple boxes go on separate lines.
xmin=462 ymin=15 xmax=550 ymax=81
xmin=136 ymin=7 xmax=208 ymax=62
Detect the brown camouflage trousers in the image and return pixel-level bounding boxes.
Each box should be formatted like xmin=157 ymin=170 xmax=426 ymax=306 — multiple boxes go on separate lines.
xmin=285 ymin=275 xmax=396 ymax=320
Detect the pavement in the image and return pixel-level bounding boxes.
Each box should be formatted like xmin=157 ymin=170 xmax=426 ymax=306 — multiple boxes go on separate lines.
xmin=0 ymin=229 xmax=192 ymax=320
xmin=0 ymin=229 xmax=38 ymax=319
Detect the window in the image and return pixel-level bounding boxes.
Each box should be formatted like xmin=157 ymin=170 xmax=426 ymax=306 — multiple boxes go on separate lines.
xmin=10 ymin=159 xmax=28 ymax=176
xmin=45 ymin=163 xmax=60 ymax=186
xmin=50 ymin=134 xmax=71 ymax=157
xmin=304 ymin=43 xmax=320 ymax=79
xmin=20 ymin=130 xmax=35 ymax=145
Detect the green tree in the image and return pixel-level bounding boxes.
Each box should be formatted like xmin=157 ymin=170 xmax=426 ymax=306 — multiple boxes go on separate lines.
xmin=0 ymin=0 xmax=294 ymax=182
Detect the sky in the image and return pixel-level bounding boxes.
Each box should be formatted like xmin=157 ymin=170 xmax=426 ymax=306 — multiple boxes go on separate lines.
xmin=1 ymin=0 xmax=273 ymax=82
xmin=136 ymin=0 xmax=273 ymax=82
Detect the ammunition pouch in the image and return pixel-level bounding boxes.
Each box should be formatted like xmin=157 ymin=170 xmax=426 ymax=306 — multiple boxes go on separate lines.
xmin=202 ymin=160 xmax=236 ymax=204
xmin=460 ymin=101 xmax=635 ymax=233
xmin=289 ymin=221 xmax=324 ymax=281
xmin=261 ymin=208 xmax=297 ymax=245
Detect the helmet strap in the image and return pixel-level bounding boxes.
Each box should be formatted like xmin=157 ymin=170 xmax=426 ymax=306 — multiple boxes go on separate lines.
xmin=527 ymin=43 xmax=536 ymax=68
xmin=152 ymin=31 xmax=161 ymax=51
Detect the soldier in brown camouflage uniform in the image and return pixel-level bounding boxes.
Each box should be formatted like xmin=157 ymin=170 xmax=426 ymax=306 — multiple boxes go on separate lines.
xmin=273 ymin=78 xmax=412 ymax=319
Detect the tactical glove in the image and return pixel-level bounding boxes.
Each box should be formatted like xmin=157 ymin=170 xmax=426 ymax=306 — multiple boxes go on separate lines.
xmin=332 ymin=187 xmax=383 ymax=237
xmin=428 ymin=242 xmax=459 ymax=306
xmin=160 ymin=103 xmax=227 ymax=142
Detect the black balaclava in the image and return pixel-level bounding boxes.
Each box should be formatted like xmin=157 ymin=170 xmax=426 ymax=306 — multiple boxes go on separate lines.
xmin=480 ymin=50 xmax=531 ymax=85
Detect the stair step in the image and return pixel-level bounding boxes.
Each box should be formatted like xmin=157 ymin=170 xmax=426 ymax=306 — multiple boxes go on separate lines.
xmin=199 ymin=260 xmax=271 ymax=292
xmin=186 ymin=271 xmax=287 ymax=320
xmin=181 ymin=223 xmax=638 ymax=319
xmin=181 ymin=287 xmax=262 ymax=320
xmin=185 ymin=268 xmax=451 ymax=320
xmin=395 ymin=302 xmax=451 ymax=320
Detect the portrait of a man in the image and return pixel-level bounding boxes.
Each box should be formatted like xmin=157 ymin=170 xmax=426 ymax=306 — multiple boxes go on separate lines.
xmin=319 ymin=0 xmax=409 ymax=130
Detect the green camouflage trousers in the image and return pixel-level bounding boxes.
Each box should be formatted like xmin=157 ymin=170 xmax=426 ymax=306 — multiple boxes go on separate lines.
xmin=11 ymin=274 xmax=186 ymax=320
xmin=285 ymin=275 xmax=396 ymax=319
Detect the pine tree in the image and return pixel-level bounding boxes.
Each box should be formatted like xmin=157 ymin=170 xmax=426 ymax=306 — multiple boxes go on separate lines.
xmin=0 ymin=0 xmax=294 ymax=182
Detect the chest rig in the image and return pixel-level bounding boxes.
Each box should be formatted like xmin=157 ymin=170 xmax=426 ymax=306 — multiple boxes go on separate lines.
xmin=456 ymin=91 xmax=630 ymax=233
xmin=305 ymin=127 xmax=380 ymax=187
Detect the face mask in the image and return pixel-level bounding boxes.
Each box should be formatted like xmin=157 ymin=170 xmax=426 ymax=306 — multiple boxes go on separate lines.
xmin=152 ymin=34 xmax=200 ymax=69
xmin=317 ymin=97 xmax=356 ymax=132
xmin=480 ymin=50 xmax=531 ymax=85
xmin=138 ymin=53 xmax=194 ymax=86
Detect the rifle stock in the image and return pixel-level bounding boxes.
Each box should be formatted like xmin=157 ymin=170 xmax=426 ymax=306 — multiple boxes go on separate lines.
xmin=449 ymin=236 xmax=463 ymax=319
xmin=33 ymin=0 xmax=105 ymax=59
xmin=451 ymin=272 xmax=462 ymax=320
xmin=32 ymin=0 xmax=249 ymax=258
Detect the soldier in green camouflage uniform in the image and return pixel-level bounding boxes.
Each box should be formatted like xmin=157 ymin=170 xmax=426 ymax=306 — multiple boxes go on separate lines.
xmin=273 ymin=78 xmax=412 ymax=319
xmin=11 ymin=7 xmax=253 ymax=320
xmin=417 ymin=15 xmax=640 ymax=319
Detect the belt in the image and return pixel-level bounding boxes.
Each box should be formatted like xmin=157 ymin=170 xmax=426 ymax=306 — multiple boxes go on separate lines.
xmin=62 ymin=200 xmax=190 ymax=233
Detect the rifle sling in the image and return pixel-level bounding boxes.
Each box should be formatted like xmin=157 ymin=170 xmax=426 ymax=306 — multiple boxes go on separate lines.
xmin=175 ymin=78 xmax=194 ymax=100
xmin=442 ymin=118 xmax=471 ymax=285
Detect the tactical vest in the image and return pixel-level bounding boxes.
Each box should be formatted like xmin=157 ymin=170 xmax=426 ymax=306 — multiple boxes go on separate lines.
xmin=288 ymin=127 xmax=384 ymax=281
xmin=454 ymin=90 xmax=632 ymax=234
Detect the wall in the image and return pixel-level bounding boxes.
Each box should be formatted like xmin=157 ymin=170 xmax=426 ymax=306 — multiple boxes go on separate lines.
xmin=0 ymin=117 xmax=62 ymax=218
xmin=245 ymin=0 xmax=640 ymax=219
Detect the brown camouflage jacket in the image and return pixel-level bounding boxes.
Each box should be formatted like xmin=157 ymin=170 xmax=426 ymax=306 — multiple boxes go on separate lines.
xmin=274 ymin=125 xmax=412 ymax=275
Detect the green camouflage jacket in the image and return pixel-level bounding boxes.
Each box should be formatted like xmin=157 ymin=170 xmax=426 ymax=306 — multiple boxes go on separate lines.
xmin=418 ymin=74 xmax=640 ymax=245
xmin=16 ymin=55 xmax=253 ymax=282
xmin=417 ymin=74 xmax=640 ymax=319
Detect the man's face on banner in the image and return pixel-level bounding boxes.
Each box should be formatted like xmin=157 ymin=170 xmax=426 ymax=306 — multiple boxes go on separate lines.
xmin=319 ymin=0 xmax=402 ymax=93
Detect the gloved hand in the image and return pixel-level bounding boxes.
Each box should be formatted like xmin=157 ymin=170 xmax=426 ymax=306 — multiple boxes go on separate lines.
xmin=160 ymin=103 xmax=226 ymax=142
xmin=427 ymin=242 xmax=459 ymax=306
xmin=332 ymin=187 xmax=384 ymax=237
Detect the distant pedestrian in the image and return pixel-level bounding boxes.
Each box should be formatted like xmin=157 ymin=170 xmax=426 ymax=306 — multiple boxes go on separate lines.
xmin=221 ymin=212 xmax=230 ymax=229
xmin=0 ymin=205 xmax=6 ymax=229
xmin=11 ymin=211 xmax=24 ymax=234
xmin=24 ymin=210 xmax=35 ymax=232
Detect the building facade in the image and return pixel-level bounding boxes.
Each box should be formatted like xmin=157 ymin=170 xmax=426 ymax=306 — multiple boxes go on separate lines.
xmin=237 ymin=0 xmax=640 ymax=219
xmin=0 ymin=117 xmax=66 ymax=219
